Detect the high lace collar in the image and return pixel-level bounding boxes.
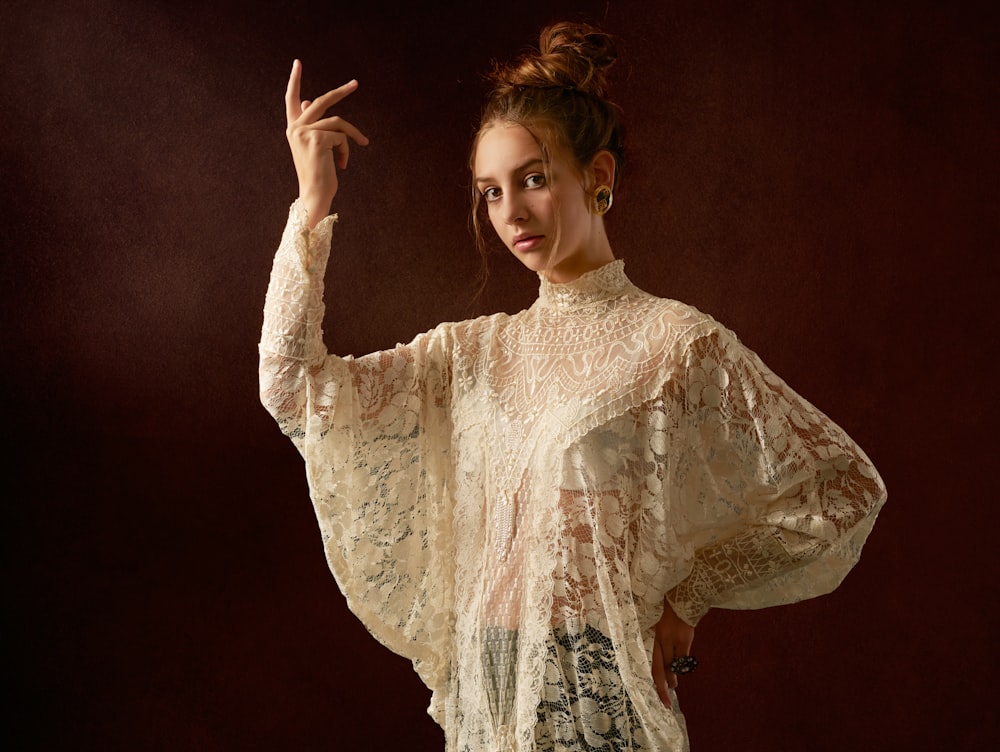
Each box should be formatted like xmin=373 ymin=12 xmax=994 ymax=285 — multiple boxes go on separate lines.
xmin=536 ymin=259 xmax=631 ymax=312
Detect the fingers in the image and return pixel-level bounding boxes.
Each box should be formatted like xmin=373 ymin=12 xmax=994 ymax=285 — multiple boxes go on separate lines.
xmin=675 ymin=628 xmax=694 ymax=658
xmin=310 ymin=113 xmax=370 ymax=146
xmin=287 ymin=116 xmax=368 ymax=170
xmin=284 ymin=62 xmax=370 ymax=158
xmin=651 ymin=635 xmax=672 ymax=709
xmin=666 ymin=632 xmax=694 ymax=688
xmin=285 ymin=59 xmax=302 ymax=125
xmin=652 ymin=598 xmax=698 ymax=711
xmin=299 ymin=80 xmax=361 ymax=124
xmin=285 ymin=60 xmax=365 ymax=129
xmin=329 ymin=132 xmax=351 ymax=170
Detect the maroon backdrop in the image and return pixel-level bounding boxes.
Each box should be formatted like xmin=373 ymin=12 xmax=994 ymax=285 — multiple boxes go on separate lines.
xmin=3 ymin=0 xmax=997 ymax=749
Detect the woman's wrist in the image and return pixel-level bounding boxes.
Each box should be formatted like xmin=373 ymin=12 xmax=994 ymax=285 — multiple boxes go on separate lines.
xmin=665 ymin=583 xmax=709 ymax=627
xmin=299 ymin=192 xmax=333 ymax=229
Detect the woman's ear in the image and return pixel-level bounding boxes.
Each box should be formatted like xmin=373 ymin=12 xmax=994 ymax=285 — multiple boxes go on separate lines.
xmin=587 ymin=150 xmax=616 ymax=190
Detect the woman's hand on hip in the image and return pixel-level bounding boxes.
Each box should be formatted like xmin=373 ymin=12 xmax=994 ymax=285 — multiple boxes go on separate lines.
xmin=285 ymin=59 xmax=369 ymax=227
xmin=651 ymin=596 xmax=696 ymax=709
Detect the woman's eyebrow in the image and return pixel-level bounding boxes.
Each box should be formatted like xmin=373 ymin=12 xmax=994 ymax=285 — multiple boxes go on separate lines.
xmin=475 ymin=158 xmax=545 ymax=185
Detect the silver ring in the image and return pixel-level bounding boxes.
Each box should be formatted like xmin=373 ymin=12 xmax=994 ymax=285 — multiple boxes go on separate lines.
xmin=669 ymin=655 xmax=698 ymax=675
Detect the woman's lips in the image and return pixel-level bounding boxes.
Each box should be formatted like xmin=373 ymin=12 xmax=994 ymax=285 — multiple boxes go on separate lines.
xmin=513 ymin=235 xmax=544 ymax=251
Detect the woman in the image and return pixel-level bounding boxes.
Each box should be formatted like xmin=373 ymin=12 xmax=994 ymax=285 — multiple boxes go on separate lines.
xmin=260 ymin=22 xmax=886 ymax=751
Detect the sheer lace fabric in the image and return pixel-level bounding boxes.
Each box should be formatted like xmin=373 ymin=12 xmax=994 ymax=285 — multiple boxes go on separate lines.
xmin=259 ymin=201 xmax=886 ymax=751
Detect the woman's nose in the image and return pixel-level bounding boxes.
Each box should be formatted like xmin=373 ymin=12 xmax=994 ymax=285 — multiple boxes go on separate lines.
xmin=502 ymin=193 xmax=528 ymax=224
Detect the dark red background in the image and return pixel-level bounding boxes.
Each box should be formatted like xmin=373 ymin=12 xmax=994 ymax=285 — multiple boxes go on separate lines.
xmin=3 ymin=1 xmax=997 ymax=749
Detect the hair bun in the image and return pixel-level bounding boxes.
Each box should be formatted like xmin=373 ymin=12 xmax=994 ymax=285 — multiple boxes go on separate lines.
xmin=494 ymin=21 xmax=619 ymax=98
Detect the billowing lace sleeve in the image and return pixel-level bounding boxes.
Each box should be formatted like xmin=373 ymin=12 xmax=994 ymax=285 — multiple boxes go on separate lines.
xmin=259 ymin=200 xmax=455 ymax=694
xmin=665 ymin=326 xmax=887 ymax=626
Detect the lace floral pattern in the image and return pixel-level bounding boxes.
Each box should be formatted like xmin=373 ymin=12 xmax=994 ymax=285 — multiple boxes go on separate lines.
xmin=532 ymin=623 xmax=687 ymax=751
xmin=259 ymin=201 xmax=887 ymax=751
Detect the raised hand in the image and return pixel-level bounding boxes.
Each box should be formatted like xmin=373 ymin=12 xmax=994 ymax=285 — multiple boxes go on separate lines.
xmin=284 ymin=59 xmax=370 ymax=228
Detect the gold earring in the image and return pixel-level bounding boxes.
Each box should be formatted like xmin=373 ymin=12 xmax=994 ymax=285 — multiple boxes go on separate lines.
xmin=593 ymin=185 xmax=613 ymax=216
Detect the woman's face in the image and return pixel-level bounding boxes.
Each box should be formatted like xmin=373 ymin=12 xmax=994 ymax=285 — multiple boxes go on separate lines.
xmin=473 ymin=122 xmax=613 ymax=283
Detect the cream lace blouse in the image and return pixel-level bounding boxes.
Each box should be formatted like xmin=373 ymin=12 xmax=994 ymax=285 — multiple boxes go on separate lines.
xmin=259 ymin=201 xmax=886 ymax=751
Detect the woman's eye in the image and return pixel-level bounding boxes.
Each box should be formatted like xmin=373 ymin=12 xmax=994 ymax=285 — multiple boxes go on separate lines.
xmin=525 ymin=173 xmax=546 ymax=189
xmin=483 ymin=187 xmax=501 ymax=202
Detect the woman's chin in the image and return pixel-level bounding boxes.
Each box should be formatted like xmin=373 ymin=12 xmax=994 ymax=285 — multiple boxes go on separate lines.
xmin=509 ymin=251 xmax=551 ymax=274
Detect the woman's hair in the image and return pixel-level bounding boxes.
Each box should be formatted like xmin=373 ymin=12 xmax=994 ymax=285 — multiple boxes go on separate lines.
xmin=469 ymin=21 xmax=625 ymax=293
